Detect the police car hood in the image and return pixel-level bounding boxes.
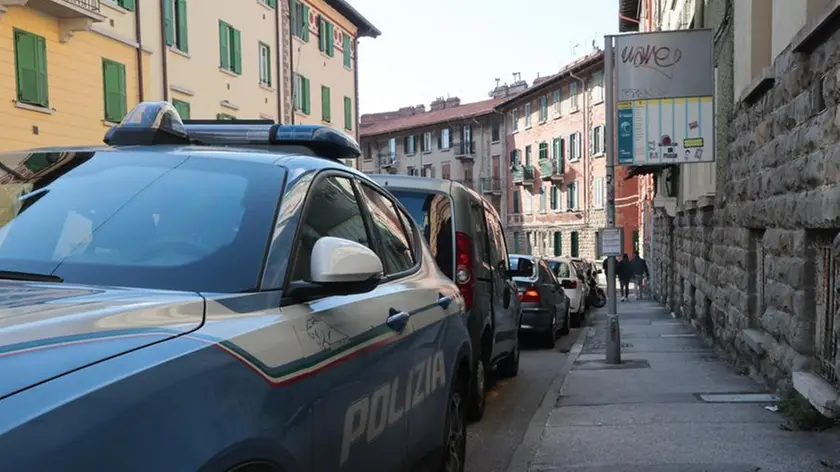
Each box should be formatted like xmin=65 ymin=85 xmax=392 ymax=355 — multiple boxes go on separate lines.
xmin=0 ymin=280 xmax=204 ymax=399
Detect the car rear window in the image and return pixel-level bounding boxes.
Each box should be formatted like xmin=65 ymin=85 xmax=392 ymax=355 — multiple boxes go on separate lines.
xmin=548 ymin=260 xmax=571 ymax=278
xmin=389 ymin=189 xmax=454 ymax=279
xmin=509 ymin=255 xmax=537 ymax=278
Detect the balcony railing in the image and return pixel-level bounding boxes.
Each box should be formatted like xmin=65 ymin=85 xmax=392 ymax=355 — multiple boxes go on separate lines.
xmin=16 ymin=0 xmax=105 ymax=20
xmin=480 ymin=177 xmax=502 ymax=194
xmin=68 ymin=0 xmax=100 ymax=12
xmin=454 ymin=141 xmax=476 ymax=159
xmin=378 ymin=152 xmax=397 ymax=168
xmin=539 ymin=158 xmax=565 ymax=181
xmin=511 ymin=166 xmax=524 ymax=184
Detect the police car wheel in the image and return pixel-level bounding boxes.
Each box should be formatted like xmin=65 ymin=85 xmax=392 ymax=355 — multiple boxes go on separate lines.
xmin=442 ymin=377 xmax=467 ymax=472
xmin=466 ymin=356 xmax=487 ymax=422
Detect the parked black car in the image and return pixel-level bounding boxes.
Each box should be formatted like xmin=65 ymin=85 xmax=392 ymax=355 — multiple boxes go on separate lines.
xmin=508 ymin=254 xmax=571 ymax=348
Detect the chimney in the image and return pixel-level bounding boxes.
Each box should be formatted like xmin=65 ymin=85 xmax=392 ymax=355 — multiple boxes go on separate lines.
xmin=430 ymin=97 xmax=446 ymax=111
xmin=415 ymin=104 xmax=426 ymax=113
xmin=445 ymin=97 xmax=461 ymax=108
xmin=490 ymin=83 xmax=509 ymax=99
xmin=397 ymin=106 xmax=417 ymax=117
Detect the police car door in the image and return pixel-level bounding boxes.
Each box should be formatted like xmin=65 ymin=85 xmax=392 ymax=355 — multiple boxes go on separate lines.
xmin=286 ymin=174 xmax=416 ymax=472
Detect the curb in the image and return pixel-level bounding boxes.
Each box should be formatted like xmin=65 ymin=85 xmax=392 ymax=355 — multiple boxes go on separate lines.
xmin=502 ymin=326 xmax=590 ymax=472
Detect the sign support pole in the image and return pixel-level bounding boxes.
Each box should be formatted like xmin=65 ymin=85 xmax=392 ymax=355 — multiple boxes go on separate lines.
xmin=604 ymin=34 xmax=621 ymax=365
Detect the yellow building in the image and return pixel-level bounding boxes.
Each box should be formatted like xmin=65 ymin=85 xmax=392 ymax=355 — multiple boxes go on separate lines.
xmin=0 ymin=0 xmax=151 ymax=150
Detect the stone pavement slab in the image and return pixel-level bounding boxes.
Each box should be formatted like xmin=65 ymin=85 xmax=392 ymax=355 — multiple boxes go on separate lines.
xmin=517 ymin=300 xmax=840 ymax=472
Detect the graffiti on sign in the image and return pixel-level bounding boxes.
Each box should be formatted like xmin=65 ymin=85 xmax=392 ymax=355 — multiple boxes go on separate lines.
xmin=620 ymin=44 xmax=682 ymax=79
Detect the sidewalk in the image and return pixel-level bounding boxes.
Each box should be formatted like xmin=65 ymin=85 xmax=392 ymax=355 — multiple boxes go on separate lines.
xmin=514 ymin=299 xmax=840 ymax=472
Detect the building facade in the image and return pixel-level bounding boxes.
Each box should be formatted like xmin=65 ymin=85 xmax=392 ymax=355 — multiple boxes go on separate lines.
xmin=0 ymin=0 xmax=151 ymax=150
xmin=358 ymin=97 xmax=507 ymax=214
xmin=496 ymin=52 xmax=639 ymax=259
xmin=624 ymin=0 xmax=840 ymax=417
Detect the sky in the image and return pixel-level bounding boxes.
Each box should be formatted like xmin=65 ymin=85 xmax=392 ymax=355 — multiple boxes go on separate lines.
xmin=350 ymin=0 xmax=620 ymax=115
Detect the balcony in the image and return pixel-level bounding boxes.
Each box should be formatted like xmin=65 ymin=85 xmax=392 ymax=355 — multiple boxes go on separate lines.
xmin=539 ymin=159 xmax=565 ymax=182
xmin=522 ymin=165 xmax=535 ymax=187
xmin=454 ymin=141 xmax=476 ymax=161
xmin=511 ymin=166 xmax=524 ymax=185
xmin=1 ymin=0 xmax=106 ymax=42
xmin=378 ymin=153 xmax=398 ymax=173
xmin=480 ymin=177 xmax=502 ymax=194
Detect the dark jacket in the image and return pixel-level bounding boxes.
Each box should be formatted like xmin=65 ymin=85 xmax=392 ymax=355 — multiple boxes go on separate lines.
xmin=617 ymin=259 xmax=634 ymax=281
xmin=630 ymin=256 xmax=649 ymax=277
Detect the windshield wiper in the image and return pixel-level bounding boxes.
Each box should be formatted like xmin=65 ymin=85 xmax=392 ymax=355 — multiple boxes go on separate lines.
xmin=0 ymin=270 xmax=63 ymax=283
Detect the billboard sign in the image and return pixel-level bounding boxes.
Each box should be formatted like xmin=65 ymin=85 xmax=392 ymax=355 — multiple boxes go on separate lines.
xmin=613 ymin=29 xmax=715 ymax=166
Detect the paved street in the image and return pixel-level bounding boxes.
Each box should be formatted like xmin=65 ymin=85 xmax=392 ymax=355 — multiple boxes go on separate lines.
xmin=506 ymin=301 xmax=840 ymax=472
xmin=465 ymin=328 xmax=585 ymax=472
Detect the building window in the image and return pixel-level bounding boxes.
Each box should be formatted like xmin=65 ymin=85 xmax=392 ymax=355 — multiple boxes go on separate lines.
xmin=539 ymin=95 xmax=548 ymax=122
xmin=440 ymin=128 xmax=451 ymax=149
xmin=491 ymin=121 xmax=500 ymax=142
xmin=343 ymin=34 xmax=352 ymax=69
xmin=217 ymin=113 xmax=236 ymax=120
xmin=442 ymin=163 xmax=450 ymax=179
xmin=550 ymin=184 xmax=560 ymax=210
xmin=318 ymin=16 xmax=335 ymax=57
xmin=102 ymin=58 xmax=127 ymax=123
xmin=566 ymin=181 xmax=579 ymax=210
xmin=593 ymin=177 xmax=604 ymax=208
xmin=291 ymin=0 xmax=309 ymax=41
xmin=511 ymin=109 xmax=519 ymax=132
xmin=422 ymin=132 xmax=433 ymax=152
xmin=163 ymin=0 xmax=188 ymax=52
xmin=538 ymin=141 xmax=548 ymax=160
xmin=552 ymin=137 xmax=565 ymax=170
xmin=218 ymin=20 xmax=242 ymax=74
xmin=344 ymin=96 xmax=353 ymax=130
xmin=570 ymin=231 xmax=579 ymax=257
xmin=388 ymin=138 xmax=396 ymax=157
xmin=524 ymin=103 xmax=532 ymax=127
xmin=407 ymin=166 xmax=418 ymax=176
xmin=172 ymin=99 xmax=190 ymax=119
xmin=524 ymin=145 xmax=532 ymax=165
xmin=404 ymin=136 xmax=416 ymax=155
xmin=259 ymin=42 xmax=271 ymax=86
xmin=422 ymin=165 xmax=433 ymax=177
xmin=13 ymin=29 xmax=48 ymax=108
xmin=591 ymin=71 xmax=604 ymax=102
xmin=513 ymin=232 xmax=520 ymax=253
xmin=568 ymin=132 xmax=581 ymax=161
xmin=510 ymin=149 xmax=520 ymax=166
xmin=552 ymin=89 xmax=561 ymax=116
xmin=592 ymin=125 xmax=604 ymax=156
xmin=293 ymin=73 xmax=310 ymax=114
xmin=321 ymin=85 xmax=331 ymax=122
xmin=523 ymin=190 xmax=532 ymax=214
xmin=570 ymin=82 xmax=579 ymax=110
xmin=553 ymin=232 xmax=562 ymax=256
xmin=539 ymin=186 xmax=547 ymax=213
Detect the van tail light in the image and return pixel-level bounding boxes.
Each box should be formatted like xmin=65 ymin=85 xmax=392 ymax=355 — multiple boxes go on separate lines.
xmin=454 ymin=231 xmax=474 ymax=310
xmin=520 ymin=286 xmax=540 ymax=303
xmin=567 ymin=280 xmax=578 ymax=289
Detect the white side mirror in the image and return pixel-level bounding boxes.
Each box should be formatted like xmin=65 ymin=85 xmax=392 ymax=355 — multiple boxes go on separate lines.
xmin=311 ymin=236 xmax=383 ymax=284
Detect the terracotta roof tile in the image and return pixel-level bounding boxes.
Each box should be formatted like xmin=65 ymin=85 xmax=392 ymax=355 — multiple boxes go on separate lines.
xmin=359 ymin=97 xmax=506 ymax=137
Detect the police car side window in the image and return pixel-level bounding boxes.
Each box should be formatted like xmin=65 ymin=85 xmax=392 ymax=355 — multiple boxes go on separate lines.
xmin=358 ymin=184 xmax=415 ymax=275
xmin=290 ymin=176 xmax=371 ymax=282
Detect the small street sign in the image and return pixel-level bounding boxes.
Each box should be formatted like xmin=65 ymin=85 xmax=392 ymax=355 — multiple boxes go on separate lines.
xmin=599 ymin=227 xmax=624 ymax=256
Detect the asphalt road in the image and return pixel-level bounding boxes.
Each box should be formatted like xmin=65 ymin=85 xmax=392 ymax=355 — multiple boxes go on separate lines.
xmin=465 ymin=328 xmax=585 ymax=472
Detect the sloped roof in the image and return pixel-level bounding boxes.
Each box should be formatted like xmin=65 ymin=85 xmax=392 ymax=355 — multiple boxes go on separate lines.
xmin=359 ymin=97 xmax=505 ymax=137
xmin=495 ymin=51 xmax=605 ymax=109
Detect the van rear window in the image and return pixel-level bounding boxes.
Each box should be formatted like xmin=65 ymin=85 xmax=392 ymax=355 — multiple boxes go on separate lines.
xmin=390 ymin=190 xmax=454 ymax=279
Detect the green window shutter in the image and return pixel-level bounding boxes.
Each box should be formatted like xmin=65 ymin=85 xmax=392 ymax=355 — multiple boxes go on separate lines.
xmin=231 ymin=28 xmax=242 ymax=74
xmin=268 ymin=0 xmax=277 ymax=7
xmin=566 ymin=182 xmax=573 ymax=209
xmin=301 ymin=4 xmax=310 ymax=41
xmin=175 ymin=0 xmax=188 ymax=52
xmin=119 ymin=0 xmax=135 ymax=10
xmin=164 ymin=0 xmax=175 ymax=45
xmin=266 ymin=44 xmax=272 ymax=85
xmin=539 ymin=188 xmax=546 ymax=212
xmin=343 ymin=35 xmax=351 ymax=68
xmin=218 ymin=21 xmax=230 ymax=69
xmin=102 ymin=59 xmax=126 ymax=123
xmin=318 ymin=17 xmax=326 ymax=51
xmin=570 ymin=232 xmax=579 ymax=257
xmin=172 ymin=100 xmax=190 ymax=119
xmin=344 ymin=96 xmax=352 ymax=130
xmin=553 ymin=232 xmax=561 ymax=256
xmin=326 ymin=23 xmax=335 ymax=56
xmin=301 ymin=77 xmax=310 ymax=114
xmin=321 ymin=86 xmax=331 ymax=122
xmin=15 ymin=30 xmax=48 ymax=107
xmin=513 ymin=190 xmax=520 ymax=213
xmin=514 ymin=233 xmax=520 ymax=253
xmin=550 ymin=185 xmax=557 ymax=210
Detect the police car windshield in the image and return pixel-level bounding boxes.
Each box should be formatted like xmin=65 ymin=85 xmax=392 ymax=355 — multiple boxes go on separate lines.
xmin=0 ymin=149 xmax=284 ymax=293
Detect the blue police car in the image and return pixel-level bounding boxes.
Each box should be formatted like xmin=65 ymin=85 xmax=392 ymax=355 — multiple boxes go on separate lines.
xmin=0 ymin=102 xmax=473 ymax=472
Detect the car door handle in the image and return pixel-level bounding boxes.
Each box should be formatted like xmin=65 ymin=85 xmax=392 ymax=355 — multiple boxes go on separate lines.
xmin=386 ymin=308 xmax=410 ymax=334
xmin=437 ymin=293 xmax=452 ymax=310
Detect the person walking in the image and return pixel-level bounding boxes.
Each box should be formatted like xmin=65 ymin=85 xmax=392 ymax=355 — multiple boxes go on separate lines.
xmin=617 ymin=253 xmax=633 ymax=302
xmin=630 ymin=251 xmax=650 ymax=299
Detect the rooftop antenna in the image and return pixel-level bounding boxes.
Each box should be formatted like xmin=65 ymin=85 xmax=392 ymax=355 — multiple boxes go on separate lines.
xmin=570 ymin=41 xmax=580 ymax=58
xmin=494 ymin=77 xmax=500 ymax=88
xmin=512 ymin=72 xmax=521 ymax=82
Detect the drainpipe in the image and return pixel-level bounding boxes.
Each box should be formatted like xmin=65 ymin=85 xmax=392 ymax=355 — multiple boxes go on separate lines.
xmin=288 ymin=0 xmax=296 ymax=124
xmin=353 ymin=38 xmax=359 ymax=140
xmin=568 ymin=68 xmax=587 ymax=226
xmin=274 ymin=1 xmax=282 ymax=122
xmin=159 ymin=0 xmax=169 ymax=101
xmin=492 ymin=108 xmax=507 ymax=218
xmin=134 ymin=0 xmax=144 ymax=101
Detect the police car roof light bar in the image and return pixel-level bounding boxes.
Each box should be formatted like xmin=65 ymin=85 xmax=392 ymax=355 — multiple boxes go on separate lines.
xmin=104 ymin=101 xmax=361 ymax=160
